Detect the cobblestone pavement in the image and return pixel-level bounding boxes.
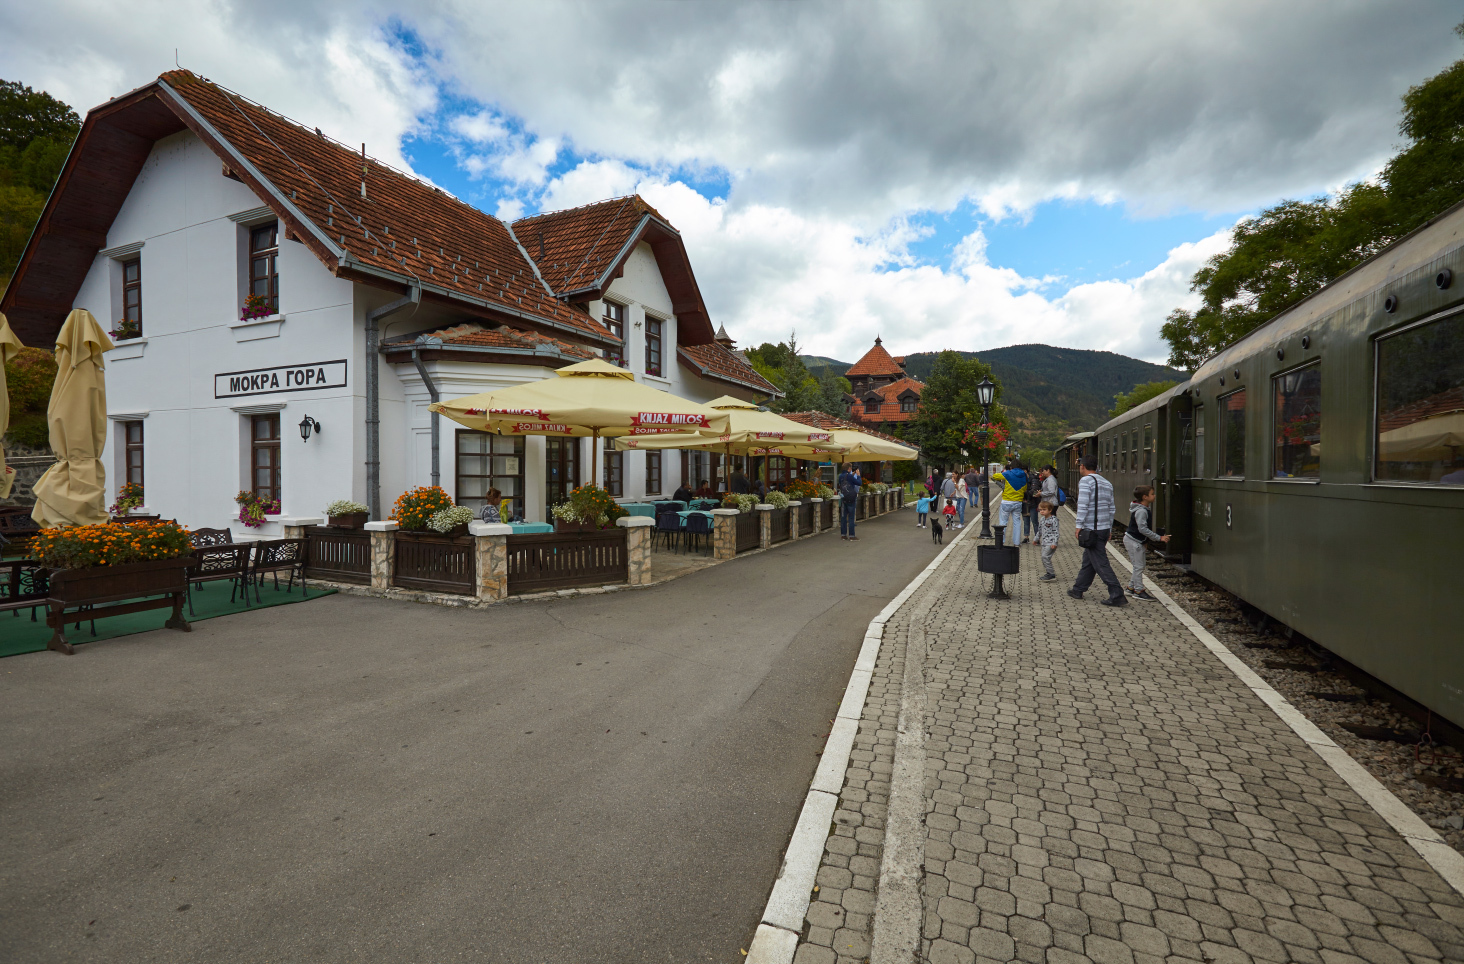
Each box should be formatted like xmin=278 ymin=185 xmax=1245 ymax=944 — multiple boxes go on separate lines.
xmin=794 ymin=530 xmax=1464 ymax=964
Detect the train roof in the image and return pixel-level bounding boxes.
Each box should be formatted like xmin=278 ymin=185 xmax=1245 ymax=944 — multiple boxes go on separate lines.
xmin=1191 ymin=197 xmax=1464 ymax=382
xmin=1092 ymin=381 xmax=1190 ymax=436
xmin=1059 ymin=432 xmax=1095 ymax=445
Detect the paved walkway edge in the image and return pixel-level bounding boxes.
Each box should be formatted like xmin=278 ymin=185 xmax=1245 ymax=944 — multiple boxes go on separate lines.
xmin=747 ymin=518 xmax=978 ymax=964
xmin=1082 ymin=506 xmax=1464 ymax=901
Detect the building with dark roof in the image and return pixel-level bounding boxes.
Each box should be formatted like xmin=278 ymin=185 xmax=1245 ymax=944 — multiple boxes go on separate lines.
xmin=1 ymin=71 xmax=775 ymax=528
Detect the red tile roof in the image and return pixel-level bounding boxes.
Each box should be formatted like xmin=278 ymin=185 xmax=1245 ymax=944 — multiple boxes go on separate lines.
xmin=1379 ymin=385 xmax=1464 ymax=432
xmin=780 ymin=411 xmax=908 ymax=444
xmin=678 ymin=342 xmax=779 ymax=394
xmin=158 ymin=71 xmax=615 ymax=345
xmin=845 ymin=339 xmax=905 ymax=378
xmin=430 ymin=323 xmax=595 ymax=358
xmin=852 ymin=376 xmax=924 ymax=424
xmin=513 ymin=196 xmax=664 ymax=296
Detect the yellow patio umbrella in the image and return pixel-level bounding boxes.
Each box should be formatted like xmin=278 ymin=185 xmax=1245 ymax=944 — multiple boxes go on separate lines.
xmin=0 ymin=312 xmax=24 ymax=500
xmin=821 ymin=429 xmax=920 ymax=462
xmin=31 ymin=309 xmax=115 ymax=527
xmin=430 ymin=357 xmax=732 ymax=484
xmin=613 ymin=395 xmax=848 ymax=490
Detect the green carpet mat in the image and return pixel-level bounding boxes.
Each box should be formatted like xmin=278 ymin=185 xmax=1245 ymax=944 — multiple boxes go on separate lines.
xmin=1 ymin=580 xmax=336 ymax=658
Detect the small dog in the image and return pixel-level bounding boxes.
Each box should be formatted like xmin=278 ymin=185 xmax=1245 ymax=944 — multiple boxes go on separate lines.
xmin=930 ymin=518 xmax=944 ymax=544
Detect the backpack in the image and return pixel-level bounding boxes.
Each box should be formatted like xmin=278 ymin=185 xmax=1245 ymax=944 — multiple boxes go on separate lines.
xmin=838 ymin=476 xmax=859 ymax=502
xmin=1057 ymin=486 xmax=1067 ymax=506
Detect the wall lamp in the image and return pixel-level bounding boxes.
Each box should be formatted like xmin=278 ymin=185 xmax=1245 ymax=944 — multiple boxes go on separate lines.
xmin=298 ymin=415 xmax=322 ymax=442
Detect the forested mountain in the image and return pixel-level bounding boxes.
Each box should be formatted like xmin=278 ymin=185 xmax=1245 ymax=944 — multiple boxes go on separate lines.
xmin=802 ymin=344 xmax=1185 ymax=455
xmin=1 ymin=79 xmax=80 ymax=292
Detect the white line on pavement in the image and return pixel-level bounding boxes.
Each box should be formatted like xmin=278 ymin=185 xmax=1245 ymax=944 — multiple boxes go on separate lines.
xmin=746 ymin=502 xmax=980 ymax=964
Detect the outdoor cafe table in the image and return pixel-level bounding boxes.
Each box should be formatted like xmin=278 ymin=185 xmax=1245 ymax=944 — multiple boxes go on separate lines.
xmin=676 ymin=510 xmax=715 ymax=528
xmin=506 ymin=521 xmax=554 ymax=534
xmin=688 ymin=499 xmax=721 ymax=510
xmin=620 ymin=503 xmax=657 ymax=518
xmin=653 ymin=500 xmax=687 ymax=512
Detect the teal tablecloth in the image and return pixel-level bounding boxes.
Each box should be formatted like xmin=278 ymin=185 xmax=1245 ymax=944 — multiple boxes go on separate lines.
xmin=620 ymin=503 xmax=657 ymax=518
xmin=653 ymin=501 xmax=687 ymax=512
xmin=676 ymin=510 xmax=715 ymax=528
xmin=507 ymin=521 xmax=555 ymax=534
xmin=689 ymin=499 xmax=721 ymax=510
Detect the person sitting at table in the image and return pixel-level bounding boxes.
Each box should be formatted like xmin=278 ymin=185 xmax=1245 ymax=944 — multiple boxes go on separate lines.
xmin=672 ymin=481 xmax=694 ymax=503
xmin=478 ymin=487 xmax=502 ymax=523
xmin=694 ymin=479 xmax=714 ymax=498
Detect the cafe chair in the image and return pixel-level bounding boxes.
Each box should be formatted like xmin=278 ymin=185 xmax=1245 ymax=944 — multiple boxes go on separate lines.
xmin=186 ymin=543 xmax=254 ymax=615
xmin=655 ymin=512 xmax=682 ymax=553
xmin=249 ymin=538 xmax=307 ymax=603
xmin=684 ymin=513 xmax=713 ymax=554
xmin=190 ymin=527 xmax=234 ymax=548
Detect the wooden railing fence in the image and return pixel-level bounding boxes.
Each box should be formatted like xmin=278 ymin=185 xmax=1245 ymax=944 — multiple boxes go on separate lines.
xmin=735 ymin=511 xmax=760 ymax=553
xmin=393 ymin=532 xmax=475 ymax=595
xmin=506 ymin=529 xmax=626 ymax=594
xmin=305 ymin=527 xmax=372 ymax=585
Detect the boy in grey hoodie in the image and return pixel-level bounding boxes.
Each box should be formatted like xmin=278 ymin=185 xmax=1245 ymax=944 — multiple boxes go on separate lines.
xmin=1124 ymin=486 xmax=1170 ymax=600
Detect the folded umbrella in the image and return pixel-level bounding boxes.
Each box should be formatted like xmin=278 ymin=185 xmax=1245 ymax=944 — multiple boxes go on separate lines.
xmin=31 ymin=309 xmax=115 ymax=527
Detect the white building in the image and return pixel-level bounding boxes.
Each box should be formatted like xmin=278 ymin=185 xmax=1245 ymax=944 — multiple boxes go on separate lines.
xmin=2 ymin=71 xmax=776 ymax=536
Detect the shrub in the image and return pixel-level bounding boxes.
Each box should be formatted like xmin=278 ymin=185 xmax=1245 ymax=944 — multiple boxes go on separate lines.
xmin=765 ymin=490 xmax=790 ymax=509
xmin=553 ymin=485 xmax=626 ymax=528
xmin=392 ymin=486 xmax=454 ymax=531
xmin=31 ymin=520 xmax=193 ymax=569
xmin=324 ymin=499 xmax=369 ymax=516
xmin=427 ymin=505 xmax=475 ymax=533
xmin=817 ymin=483 xmax=835 ymax=500
xmin=734 ymin=493 xmax=758 ymax=512
xmin=785 ymin=479 xmax=822 ymax=500
xmin=3 ymin=345 xmax=56 ymax=448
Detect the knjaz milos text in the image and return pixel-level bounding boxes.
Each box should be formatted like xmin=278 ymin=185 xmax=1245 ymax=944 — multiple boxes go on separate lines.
xmin=214 ymin=360 xmax=349 ymax=399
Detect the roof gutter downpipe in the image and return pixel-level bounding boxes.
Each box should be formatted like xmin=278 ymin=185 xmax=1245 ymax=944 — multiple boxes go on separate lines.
xmin=365 ymin=286 xmax=421 ymax=519
xmin=410 ymin=336 xmax=444 ymax=489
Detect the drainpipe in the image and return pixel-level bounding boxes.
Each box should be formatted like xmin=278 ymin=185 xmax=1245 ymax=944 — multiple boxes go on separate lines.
xmin=365 ymin=286 xmax=421 ymax=519
xmin=411 ymin=335 xmax=443 ymax=488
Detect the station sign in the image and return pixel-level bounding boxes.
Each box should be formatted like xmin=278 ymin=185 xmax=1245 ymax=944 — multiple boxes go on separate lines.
xmin=215 ymin=360 xmax=348 ymax=398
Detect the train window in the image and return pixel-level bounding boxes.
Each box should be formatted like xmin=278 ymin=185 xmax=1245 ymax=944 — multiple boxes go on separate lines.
xmin=1273 ymin=363 xmax=1321 ymax=479
xmin=1375 ymin=312 xmax=1464 ymax=484
xmin=1143 ymin=425 xmax=1152 ymax=472
xmin=1219 ymin=389 xmax=1246 ymax=478
xmin=1120 ymin=432 xmax=1127 ymax=471
xmin=1132 ymin=432 xmax=1140 ymax=472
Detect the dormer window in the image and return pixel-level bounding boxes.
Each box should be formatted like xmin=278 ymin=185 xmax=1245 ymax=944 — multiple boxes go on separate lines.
xmin=864 ymin=398 xmax=880 ymax=415
xmin=900 ymin=396 xmax=917 ymax=413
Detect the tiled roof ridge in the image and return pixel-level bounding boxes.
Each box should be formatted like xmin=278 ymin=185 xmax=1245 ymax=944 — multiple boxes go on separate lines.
xmin=781 ymin=410 xmax=907 ymax=443
xmin=845 ymin=340 xmax=905 ymax=377
xmin=514 ymin=194 xmax=669 ymax=228
xmin=161 ymin=70 xmax=478 ymax=219
xmin=679 ymin=342 xmax=779 ymax=394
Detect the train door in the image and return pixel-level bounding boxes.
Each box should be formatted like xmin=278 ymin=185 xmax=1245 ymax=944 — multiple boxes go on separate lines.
xmin=1161 ymin=393 xmax=1193 ymax=562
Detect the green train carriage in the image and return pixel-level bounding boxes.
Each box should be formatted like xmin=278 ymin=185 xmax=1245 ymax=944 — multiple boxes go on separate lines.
xmin=1082 ymin=200 xmax=1464 ymax=729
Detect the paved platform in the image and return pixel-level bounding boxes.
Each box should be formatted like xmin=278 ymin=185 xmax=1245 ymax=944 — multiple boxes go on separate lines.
xmin=792 ymin=525 xmax=1464 ymax=964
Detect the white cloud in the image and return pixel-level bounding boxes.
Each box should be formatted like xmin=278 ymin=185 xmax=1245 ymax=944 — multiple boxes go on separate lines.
xmin=540 ymin=159 xmax=642 ymax=211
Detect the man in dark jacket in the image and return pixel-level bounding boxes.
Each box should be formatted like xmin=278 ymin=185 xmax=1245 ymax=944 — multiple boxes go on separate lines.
xmin=731 ymin=469 xmax=750 ymax=494
xmin=672 ymin=481 xmax=694 ymax=503
xmin=838 ymin=463 xmax=861 ymax=541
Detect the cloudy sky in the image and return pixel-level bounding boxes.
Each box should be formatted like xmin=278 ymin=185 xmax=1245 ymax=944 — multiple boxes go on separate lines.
xmin=3 ymin=1 xmax=1460 ymax=363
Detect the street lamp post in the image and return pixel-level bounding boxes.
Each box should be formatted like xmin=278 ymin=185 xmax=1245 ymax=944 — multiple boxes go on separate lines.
xmin=975 ymin=376 xmax=996 ymax=539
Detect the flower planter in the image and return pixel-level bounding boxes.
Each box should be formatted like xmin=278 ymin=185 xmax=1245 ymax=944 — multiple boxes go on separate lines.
xmin=43 ymin=555 xmax=195 ymax=655
xmin=327 ymin=512 xmax=369 ymax=529
xmin=555 ymin=520 xmax=608 ymax=532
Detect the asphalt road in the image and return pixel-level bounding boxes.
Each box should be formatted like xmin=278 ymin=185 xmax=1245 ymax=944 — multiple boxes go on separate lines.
xmin=1 ymin=509 xmax=942 ymax=963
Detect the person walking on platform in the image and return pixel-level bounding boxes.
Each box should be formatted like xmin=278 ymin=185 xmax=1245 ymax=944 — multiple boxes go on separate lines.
xmin=992 ymin=457 xmax=1027 ymax=547
xmin=954 ymin=473 xmax=969 ymax=528
xmin=1068 ymin=456 xmax=1126 ymax=606
xmin=1039 ymin=465 xmax=1059 ymax=511
xmin=838 ymin=462 xmax=861 ymax=541
xmin=1021 ymin=465 xmax=1040 ymax=544
xmin=1124 ymin=485 xmax=1170 ymax=601
xmin=940 ymin=471 xmax=956 ymax=518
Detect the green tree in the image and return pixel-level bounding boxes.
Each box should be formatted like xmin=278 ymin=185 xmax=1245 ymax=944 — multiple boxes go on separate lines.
xmin=1109 ymin=380 xmax=1179 ymax=418
xmin=0 ymin=79 xmax=80 ymax=286
xmin=907 ymin=350 xmax=1007 ymax=469
xmin=746 ymin=331 xmax=850 ymax=416
xmin=1162 ymin=22 xmax=1464 ymax=369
